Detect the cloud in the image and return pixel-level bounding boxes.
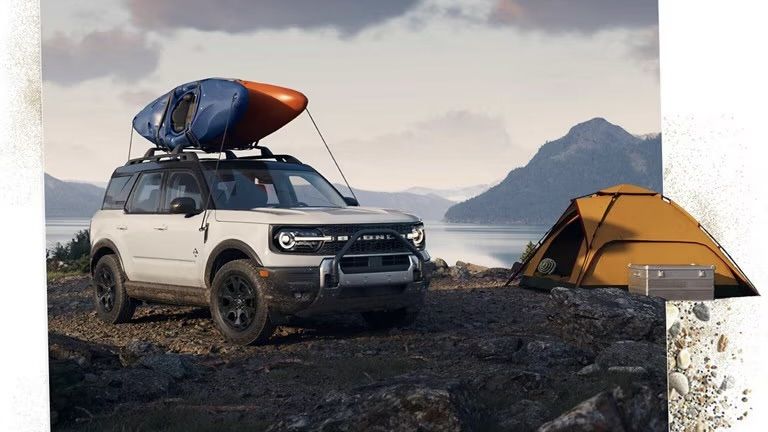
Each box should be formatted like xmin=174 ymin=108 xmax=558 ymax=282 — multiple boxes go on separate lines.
xmin=488 ymin=0 xmax=658 ymax=33
xmin=627 ymin=26 xmax=660 ymax=78
xmin=334 ymin=111 xmax=516 ymax=190
xmin=43 ymin=29 xmax=160 ymax=85
xmin=125 ymin=0 xmax=420 ymax=36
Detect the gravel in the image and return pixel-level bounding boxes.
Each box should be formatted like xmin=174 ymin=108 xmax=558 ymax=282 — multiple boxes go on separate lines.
xmin=667 ymin=301 xmax=752 ymax=431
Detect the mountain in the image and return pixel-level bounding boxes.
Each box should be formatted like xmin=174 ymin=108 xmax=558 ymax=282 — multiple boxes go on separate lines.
xmin=403 ymin=184 xmax=493 ymax=203
xmin=45 ymin=174 xmax=105 ymax=218
xmin=444 ymin=118 xmax=662 ymax=225
xmin=337 ymin=185 xmax=454 ymax=221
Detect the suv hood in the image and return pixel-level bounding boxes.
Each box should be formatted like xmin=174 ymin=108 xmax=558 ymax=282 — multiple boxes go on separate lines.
xmin=214 ymin=207 xmax=421 ymax=225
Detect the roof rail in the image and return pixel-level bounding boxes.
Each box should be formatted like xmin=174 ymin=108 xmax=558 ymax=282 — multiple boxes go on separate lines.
xmin=124 ymin=145 xmax=302 ymax=166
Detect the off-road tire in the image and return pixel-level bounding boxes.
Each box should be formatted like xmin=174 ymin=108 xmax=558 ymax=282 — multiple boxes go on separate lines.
xmin=210 ymin=259 xmax=275 ymax=345
xmin=362 ymin=307 xmax=420 ymax=330
xmin=92 ymin=254 xmax=136 ymax=324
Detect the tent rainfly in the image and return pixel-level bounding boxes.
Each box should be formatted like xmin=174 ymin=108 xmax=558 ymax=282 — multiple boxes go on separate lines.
xmin=513 ymin=184 xmax=757 ymax=298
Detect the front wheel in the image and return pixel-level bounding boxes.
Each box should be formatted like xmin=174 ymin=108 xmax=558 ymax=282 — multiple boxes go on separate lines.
xmin=92 ymin=254 xmax=135 ymax=324
xmin=210 ymin=259 xmax=275 ymax=345
xmin=362 ymin=307 xmax=420 ymax=330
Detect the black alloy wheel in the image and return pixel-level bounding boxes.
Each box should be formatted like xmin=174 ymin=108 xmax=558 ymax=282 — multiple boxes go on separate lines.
xmin=217 ymin=274 xmax=257 ymax=330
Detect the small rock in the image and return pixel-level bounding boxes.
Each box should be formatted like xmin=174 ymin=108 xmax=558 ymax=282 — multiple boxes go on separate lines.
xmin=720 ymin=375 xmax=735 ymax=391
xmin=692 ymin=303 xmax=710 ymax=321
xmin=668 ymin=321 xmax=681 ymax=338
xmin=677 ymin=348 xmax=691 ymax=370
xmin=669 ymin=372 xmax=689 ymax=396
xmin=433 ymin=258 xmax=449 ymax=270
xmin=577 ymin=364 xmax=600 ymax=376
xmin=607 ymin=366 xmax=647 ymax=376
xmin=717 ymin=335 xmax=728 ymax=352
xmin=665 ymin=304 xmax=679 ymax=330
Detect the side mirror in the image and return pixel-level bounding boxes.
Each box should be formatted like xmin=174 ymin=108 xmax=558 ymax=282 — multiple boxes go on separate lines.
xmin=170 ymin=197 xmax=198 ymax=216
xmin=343 ymin=197 xmax=359 ymax=206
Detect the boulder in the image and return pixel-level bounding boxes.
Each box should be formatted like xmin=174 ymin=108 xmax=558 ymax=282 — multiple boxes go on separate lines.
xmin=433 ymin=258 xmax=449 ymax=271
xmin=119 ymin=340 xmax=162 ymax=366
xmin=612 ymin=384 xmax=668 ymax=432
xmin=538 ymin=390 xmax=625 ymax=432
xmin=268 ymin=375 xmax=477 ymax=432
xmin=454 ymin=261 xmax=488 ymax=274
xmin=548 ymin=288 xmax=665 ymax=352
xmin=102 ymin=368 xmax=173 ymax=402
xmin=595 ymin=340 xmax=665 ymax=379
xmin=538 ymin=385 xmax=667 ymax=432
xmin=477 ymin=268 xmax=513 ymax=279
xmin=450 ymin=265 xmax=470 ymax=280
xmin=497 ymin=399 xmax=550 ymax=431
xmin=138 ymin=353 xmax=193 ymax=379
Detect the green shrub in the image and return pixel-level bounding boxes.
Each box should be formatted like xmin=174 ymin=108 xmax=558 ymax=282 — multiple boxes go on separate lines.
xmin=520 ymin=241 xmax=536 ymax=262
xmin=47 ymin=229 xmax=90 ymax=275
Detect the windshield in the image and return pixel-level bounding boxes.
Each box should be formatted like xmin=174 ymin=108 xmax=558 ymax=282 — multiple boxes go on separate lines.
xmin=202 ymin=165 xmax=347 ymax=210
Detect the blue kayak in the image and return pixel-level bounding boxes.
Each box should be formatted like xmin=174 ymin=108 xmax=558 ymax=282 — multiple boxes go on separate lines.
xmin=132 ymin=78 xmax=308 ymax=152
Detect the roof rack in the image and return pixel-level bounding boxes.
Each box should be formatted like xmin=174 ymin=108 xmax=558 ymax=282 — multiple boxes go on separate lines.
xmin=125 ymin=145 xmax=302 ymax=166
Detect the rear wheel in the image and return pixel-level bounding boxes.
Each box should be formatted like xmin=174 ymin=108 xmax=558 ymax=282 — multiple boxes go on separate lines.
xmin=92 ymin=255 xmax=135 ymax=324
xmin=362 ymin=307 xmax=420 ymax=330
xmin=210 ymin=259 xmax=275 ymax=345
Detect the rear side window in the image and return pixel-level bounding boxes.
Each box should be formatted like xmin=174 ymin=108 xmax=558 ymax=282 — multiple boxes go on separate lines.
xmin=126 ymin=172 xmax=164 ymax=214
xmin=102 ymin=175 xmax=135 ymax=210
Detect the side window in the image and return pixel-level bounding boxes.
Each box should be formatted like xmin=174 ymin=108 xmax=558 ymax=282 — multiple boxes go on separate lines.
xmin=126 ymin=172 xmax=164 ymax=214
xmin=102 ymin=175 xmax=135 ymax=210
xmin=162 ymin=171 xmax=203 ymax=212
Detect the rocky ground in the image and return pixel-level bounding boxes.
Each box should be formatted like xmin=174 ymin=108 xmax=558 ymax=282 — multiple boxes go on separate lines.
xmin=48 ymin=261 xmax=668 ymax=431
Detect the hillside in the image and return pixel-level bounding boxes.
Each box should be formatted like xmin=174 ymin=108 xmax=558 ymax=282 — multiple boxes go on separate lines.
xmin=45 ymin=174 xmax=105 ymax=218
xmin=341 ymin=186 xmax=454 ymax=221
xmin=403 ymin=184 xmax=491 ymax=203
xmin=444 ymin=118 xmax=662 ymax=225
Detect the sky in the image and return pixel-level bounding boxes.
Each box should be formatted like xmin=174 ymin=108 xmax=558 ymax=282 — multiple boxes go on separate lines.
xmin=41 ymin=0 xmax=660 ymax=191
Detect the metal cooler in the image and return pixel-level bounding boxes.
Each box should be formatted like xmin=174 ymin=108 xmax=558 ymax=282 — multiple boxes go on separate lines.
xmin=628 ymin=264 xmax=715 ymax=301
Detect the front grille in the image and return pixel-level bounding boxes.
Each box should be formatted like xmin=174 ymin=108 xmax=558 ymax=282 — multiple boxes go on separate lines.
xmin=271 ymin=223 xmax=421 ymax=255
xmin=340 ymin=254 xmax=411 ymax=274
xmin=318 ymin=223 xmax=415 ymax=255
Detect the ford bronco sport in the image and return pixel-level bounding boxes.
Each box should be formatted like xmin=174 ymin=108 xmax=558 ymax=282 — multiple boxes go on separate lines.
xmin=90 ymin=147 xmax=430 ymax=345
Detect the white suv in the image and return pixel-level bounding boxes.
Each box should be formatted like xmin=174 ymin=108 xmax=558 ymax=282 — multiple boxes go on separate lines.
xmin=90 ymin=147 xmax=430 ymax=345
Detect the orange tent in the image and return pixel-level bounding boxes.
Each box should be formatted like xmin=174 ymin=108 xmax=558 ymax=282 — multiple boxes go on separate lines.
xmin=514 ymin=184 xmax=757 ymax=298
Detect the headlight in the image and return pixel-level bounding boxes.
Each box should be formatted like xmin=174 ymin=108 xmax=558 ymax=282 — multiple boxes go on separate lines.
xmin=273 ymin=228 xmax=330 ymax=252
xmin=408 ymin=224 xmax=426 ymax=249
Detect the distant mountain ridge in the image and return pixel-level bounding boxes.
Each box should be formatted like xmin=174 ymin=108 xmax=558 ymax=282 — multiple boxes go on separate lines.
xmin=444 ymin=118 xmax=662 ymax=225
xmin=403 ymin=184 xmax=492 ymax=203
xmin=45 ymin=174 xmax=105 ymax=218
xmin=335 ymin=185 xmax=454 ymax=221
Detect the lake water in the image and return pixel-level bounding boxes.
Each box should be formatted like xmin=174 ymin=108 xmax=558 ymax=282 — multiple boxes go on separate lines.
xmin=45 ymin=218 xmax=547 ymax=268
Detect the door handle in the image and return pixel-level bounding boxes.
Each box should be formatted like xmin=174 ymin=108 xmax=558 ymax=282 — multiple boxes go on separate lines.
xmin=116 ymin=225 xmax=128 ymax=231
xmin=153 ymin=225 xmax=168 ymax=231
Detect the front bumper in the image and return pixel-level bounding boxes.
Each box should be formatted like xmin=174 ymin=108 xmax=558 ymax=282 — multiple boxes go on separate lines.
xmin=262 ymin=227 xmax=431 ymax=318
xmin=263 ymin=253 xmax=431 ymax=317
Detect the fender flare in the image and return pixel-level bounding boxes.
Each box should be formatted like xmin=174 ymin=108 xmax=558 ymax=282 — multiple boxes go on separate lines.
xmin=204 ymin=239 xmax=262 ymax=288
xmin=90 ymin=239 xmax=125 ymax=275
